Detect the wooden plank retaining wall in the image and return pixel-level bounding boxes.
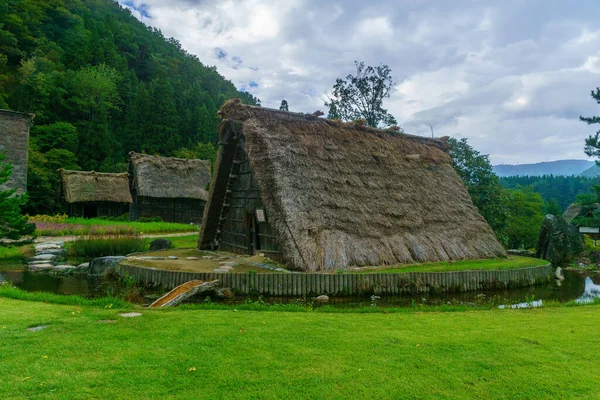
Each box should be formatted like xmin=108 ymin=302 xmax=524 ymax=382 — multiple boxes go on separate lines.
xmin=115 ymin=263 xmax=554 ymax=296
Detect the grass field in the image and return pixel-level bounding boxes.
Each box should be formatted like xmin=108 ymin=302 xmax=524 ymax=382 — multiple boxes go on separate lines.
xmin=1 ymin=292 xmax=598 ymax=399
xmin=356 ymin=256 xmax=549 ymax=273
xmin=166 ymin=234 xmax=199 ymax=249
xmin=0 ymin=245 xmax=33 ymax=264
xmin=33 ymin=218 xmax=197 ymax=236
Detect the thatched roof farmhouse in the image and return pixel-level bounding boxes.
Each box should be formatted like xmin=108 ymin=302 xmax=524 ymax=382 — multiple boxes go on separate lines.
xmin=59 ymin=170 xmax=132 ymax=218
xmin=0 ymin=109 xmax=33 ymax=193
xmin=128 ymin=152 xmax=211 ymax=223
xmin=199 ymin=99 xmax=506 ymax=271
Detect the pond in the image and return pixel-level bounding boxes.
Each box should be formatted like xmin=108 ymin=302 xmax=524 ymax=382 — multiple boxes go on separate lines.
xmin=1 ymin=265 xmax=599 ymax=308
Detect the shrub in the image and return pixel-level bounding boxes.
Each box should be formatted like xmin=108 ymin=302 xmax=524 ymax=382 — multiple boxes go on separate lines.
xmin=138 ymin=216 xmax=163 ymax=223
xmin=68 ymin=235 xmax=148 ymax=258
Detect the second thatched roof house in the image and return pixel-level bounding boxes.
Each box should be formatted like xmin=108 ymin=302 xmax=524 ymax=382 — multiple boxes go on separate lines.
xmin=59 ymin=170 xmax=132 ymax=218
xmin=128 ymin=152 xmax=211 ymax=224
xmin=198 ymin=99 xmax=506 ymax=272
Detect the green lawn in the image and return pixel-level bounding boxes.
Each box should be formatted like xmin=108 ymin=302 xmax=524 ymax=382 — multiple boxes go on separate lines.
xmin=34 ymin=218 xmax=198 ymax=236
xmin=0 ymin=294 xmax=598 ymax=399
xmin=166 ymin=234 xmax=199 ymax=249
xmin=0 ymin=244 xmax=33 ymax=264
xmin=356 ymin=256 xmax=549 ymax=273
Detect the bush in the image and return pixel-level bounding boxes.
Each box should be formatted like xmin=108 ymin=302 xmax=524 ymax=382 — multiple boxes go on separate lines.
xmin=68 ymin=235 xmax=148 ymax=258
xmin=138 ymin=216 xmax=163 ymax=223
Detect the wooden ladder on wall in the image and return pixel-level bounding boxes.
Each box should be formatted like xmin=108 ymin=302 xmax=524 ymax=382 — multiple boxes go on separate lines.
xmin=212 ymin=151 xmax=242 ymax=248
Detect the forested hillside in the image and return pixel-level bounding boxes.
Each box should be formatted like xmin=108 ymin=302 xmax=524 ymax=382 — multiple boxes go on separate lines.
xmin=0 ymin=0 xmax=258 ymax=213
xmin=500 ymin=175 xmax=600 ymax=212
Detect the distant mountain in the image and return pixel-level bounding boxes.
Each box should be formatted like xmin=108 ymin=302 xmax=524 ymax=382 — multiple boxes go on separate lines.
xmin=579 ymin=164 xmax=600 ymax=177
xmin=493 ymin=160 xmax=595 ymax=177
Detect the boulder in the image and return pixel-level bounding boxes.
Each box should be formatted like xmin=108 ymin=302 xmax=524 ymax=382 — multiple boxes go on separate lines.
xmin=72 ymin=263 xmax=89 ymax=275
xmin=89 ymin=256 xmax=125 ymax=276
xmin=536 ymin=215 xmax=585 ymax=266
xmin=149 ymin=239 xmax=172 ymax=251
xmin=315 ymin=295 xmax=329 ymax=303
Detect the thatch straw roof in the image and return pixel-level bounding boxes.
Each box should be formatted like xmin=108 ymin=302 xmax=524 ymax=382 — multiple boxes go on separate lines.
xmin=60 ymin=170 xmax=132 ymax=204
xmin=0 ymin=109 xmax=33 ymax=193
xmin=129 ymin=152 xmax=211 ymax=200
xmin=199 ymin=99 xmax=506 ymax=271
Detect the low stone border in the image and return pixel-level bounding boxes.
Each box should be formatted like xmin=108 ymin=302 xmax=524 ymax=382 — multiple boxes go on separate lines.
xmin=114 ymin=262 xmax=554 ymax=296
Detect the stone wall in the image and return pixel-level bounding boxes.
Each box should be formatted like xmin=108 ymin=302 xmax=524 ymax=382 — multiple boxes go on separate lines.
xmin=0 ymin=110 xmax=33 ymax=193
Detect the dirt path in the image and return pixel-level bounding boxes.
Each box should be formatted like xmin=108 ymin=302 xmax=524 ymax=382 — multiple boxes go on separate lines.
xmin=35 ymin=231 xmax=197 ymax=243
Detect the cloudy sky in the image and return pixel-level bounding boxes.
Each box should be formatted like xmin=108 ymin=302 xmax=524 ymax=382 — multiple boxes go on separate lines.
xmin=120 ymin=0 xmax=600 ymax=165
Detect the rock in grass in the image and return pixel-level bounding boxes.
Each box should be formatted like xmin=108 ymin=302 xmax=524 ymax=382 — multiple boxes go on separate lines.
xmin=186 ymin=257 xmax=198 ymax=261
xmin=167 ymin=256 xmax=178 ymax=260
xmin=150 ymin=239 xmax=172 ymax=251
xmin=218 ymin=265 xmax=234 ymax=271
xmin=212 ymin=268 xmax=230 ymax=273
xmin=119 ymin=312 xmax=142 ymax=318
xmin=27 ymin=325 xmax=48 ymax=332
xmin=202 ymin=256 xmax=214 ymax=260
xmin=315 ymin=295 xmax=329 ymax=303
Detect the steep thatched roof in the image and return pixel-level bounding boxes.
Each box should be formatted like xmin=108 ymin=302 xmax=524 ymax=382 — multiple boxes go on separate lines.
xmin=199 ymin=99 xmax=506 ymax=271
xmin=0 ymin=109 xmax=33 ymax=193
xmin=60 ymin=170 xmax=132 ymax=204
xmin=129 ymin=152 xmax=211 ymax=200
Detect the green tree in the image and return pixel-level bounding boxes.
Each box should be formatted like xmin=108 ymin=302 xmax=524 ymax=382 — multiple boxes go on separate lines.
xmin=448 ymin=137 xmax=509 ymax=245
xmin=324 ymin=61 xmax=397 ymax=128
xmin=279 ymin=100 xmax=289 ymax=111
xmin=505 ymin=186 xmax=545 ymax=249
xmin=31 ymin=122 xmax=78 ymax=153
xmin=174 ymin=142 xmax=217 ymax=168
xmin=0 ymin=152 xmax=35 ymax=239
xmin=582 ymin=87 xmax=600 ymax=162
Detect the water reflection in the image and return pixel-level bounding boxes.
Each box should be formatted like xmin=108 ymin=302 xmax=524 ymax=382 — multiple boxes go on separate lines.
xmin=2 ymin=266 xmax=600 ymax=308
xmin=575 ymin=276 xmax=600 ymax=304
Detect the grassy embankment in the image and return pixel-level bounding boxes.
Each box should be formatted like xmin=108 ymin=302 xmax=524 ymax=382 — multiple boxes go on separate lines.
xmin=32 ymin=217 xmax=197 ymax=236
xmin=0 ymin=245 xmax=34 ymax=265
xmin=0 ymin=290 xmax=598 ymax=399
xmin=356 ymin=256 xmax=549 ymax=273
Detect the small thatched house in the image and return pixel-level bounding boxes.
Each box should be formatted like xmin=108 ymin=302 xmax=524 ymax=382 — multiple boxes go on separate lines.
xmin=0 ymin=109 xmax=33 ymax=193
xmin=59 ymin=170 xmax=132 ymax=218
xmin=128 ymin=152 xmax=211 ymax=223
xmin=198 ymin=99 xmax=506 ymax=271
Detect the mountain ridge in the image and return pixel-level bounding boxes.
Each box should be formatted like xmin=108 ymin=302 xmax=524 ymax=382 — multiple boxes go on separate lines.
xmin=493 ymin=159 xmax=595 ymax=177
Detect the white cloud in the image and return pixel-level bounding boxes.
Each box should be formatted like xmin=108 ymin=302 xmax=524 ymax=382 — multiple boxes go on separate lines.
xmin=119 ymin=0 xmax=600 ymax=164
